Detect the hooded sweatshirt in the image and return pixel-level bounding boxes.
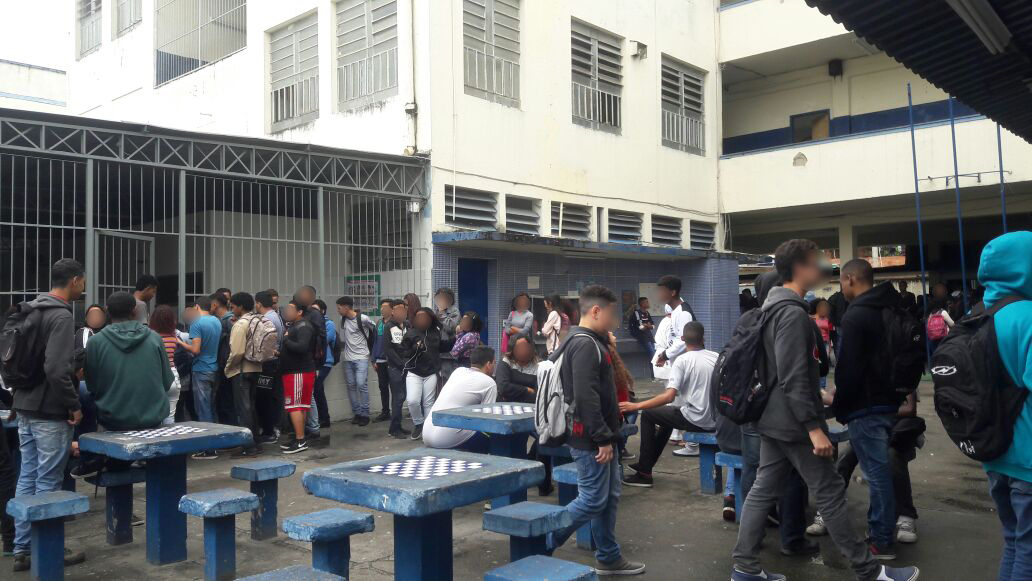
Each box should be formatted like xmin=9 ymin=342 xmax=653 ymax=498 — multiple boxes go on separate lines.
xmin=12 ymin=293 xmax=81 ymax=420
xmin=832 ymin=281 xmax=903 ymax=422
xmin=757 ymin=286 xmax=827 ymax=443
xmin=85 ymin=321 xmax=172 ymax=430
xmin=980 ymin=231 xmax=1032 ymax=481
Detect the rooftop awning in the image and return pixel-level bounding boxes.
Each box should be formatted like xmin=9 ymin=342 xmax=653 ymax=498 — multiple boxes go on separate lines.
xmin=804 ymin=0 xmax=1032 ymax=143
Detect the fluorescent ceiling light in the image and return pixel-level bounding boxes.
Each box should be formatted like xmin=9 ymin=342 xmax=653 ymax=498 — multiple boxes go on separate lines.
xmin=945 ymin=0 xmax=1013 ymax=55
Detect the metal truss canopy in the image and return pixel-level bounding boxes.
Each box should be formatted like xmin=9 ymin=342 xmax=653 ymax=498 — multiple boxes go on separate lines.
xmin=0 ymin=110 xmax=427 ymax=198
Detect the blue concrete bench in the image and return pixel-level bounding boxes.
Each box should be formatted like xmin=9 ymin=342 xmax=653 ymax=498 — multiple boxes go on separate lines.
xmin=238 ymin=564 xmax=344 ymax=580
xmin=485 ymin=555 xmax=599 ymax=581
xmin=539 ymin=420 xmax=638 ymax=466
xmin=283 ymin=508 xmax=374 ymax=580
xmin=715 ymin=452 xmax=744 ymax=523
xmin=231 ymin=459 xmax=296 ymax=540
xmin=484 ymin=501 xmax=573 ymax=562
xmin=682 ymin=431 xmax=721 ymax=494
xmin=552 ymin=463 xmax=593 ymax=551
xmin=179 ymin=488 xmax=259 ymax=581
xmin=85 ymin=467 xmax=145 ymax=545
xmin=6 ymin=491 xmax=89 ymax=581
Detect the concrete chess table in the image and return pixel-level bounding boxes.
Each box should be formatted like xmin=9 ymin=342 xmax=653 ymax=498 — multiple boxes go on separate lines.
xmin=303 ymin=447 xmax=543 ymax=581
xmin=79 ymin=421 xmax=252 ymax=565
xmin=430 ymin=403 xmax=536 ymax=507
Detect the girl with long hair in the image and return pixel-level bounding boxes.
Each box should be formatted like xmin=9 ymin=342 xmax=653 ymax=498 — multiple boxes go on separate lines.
xmin=149 ymin=305 xmax=182 ymax=425
xmin=399 ymin=307 xmax=441 ymax=440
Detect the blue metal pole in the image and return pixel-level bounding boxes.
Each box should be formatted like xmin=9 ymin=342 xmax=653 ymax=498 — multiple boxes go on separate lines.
xmin=997 ymin=123 xmax=1008 ymax=233
xmin=907 ymin=84 xmax=932 ymax=364
xmin=947 ymin=97 xmax=969 ymax=313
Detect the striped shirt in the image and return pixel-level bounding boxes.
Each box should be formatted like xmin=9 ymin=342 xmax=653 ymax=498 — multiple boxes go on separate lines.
xmin=160 ymin=334 xmax=177 ymax=367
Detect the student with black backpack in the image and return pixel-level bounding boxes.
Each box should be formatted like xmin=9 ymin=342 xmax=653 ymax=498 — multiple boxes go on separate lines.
xmin=730 ymin=240 xmax=918 ymax=581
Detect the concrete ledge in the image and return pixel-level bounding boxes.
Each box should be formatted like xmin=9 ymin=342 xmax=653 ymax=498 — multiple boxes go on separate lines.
xmin=179 ymin=488 xmax=259 ymax=518
xmin=283 ymin=508 xmax=375 ymax=542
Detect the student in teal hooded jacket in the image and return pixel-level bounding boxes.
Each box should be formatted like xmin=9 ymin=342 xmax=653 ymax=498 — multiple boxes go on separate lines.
xmin=979 ymin=231 xmax=1032 ymax=581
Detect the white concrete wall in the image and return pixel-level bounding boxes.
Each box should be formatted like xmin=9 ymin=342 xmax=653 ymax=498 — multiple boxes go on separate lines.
xmin=0 ymin=61 xmax=69 ymax=112
xmin=718 ymin=0 xmax=848 ymax=63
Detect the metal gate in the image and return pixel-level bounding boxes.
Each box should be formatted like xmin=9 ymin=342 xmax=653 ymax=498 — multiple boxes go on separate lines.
xmin=94 ymin=230 xmax=155 ymax=300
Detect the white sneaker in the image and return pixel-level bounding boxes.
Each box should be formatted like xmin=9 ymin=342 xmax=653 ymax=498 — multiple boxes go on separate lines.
xmin=673 ymin=442 xmax=700 ymax=457
xmin=896 ymin=516 xmax=917 ymax=544
xmin=806 ymin=513 xmax=827 ymax=536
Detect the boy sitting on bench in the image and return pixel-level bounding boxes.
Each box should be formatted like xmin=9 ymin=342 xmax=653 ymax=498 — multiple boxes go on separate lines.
xmin=422 ymin=346 xmax=497 ymax=452
xmin=620 ymin=322 xmax=718 ymax=488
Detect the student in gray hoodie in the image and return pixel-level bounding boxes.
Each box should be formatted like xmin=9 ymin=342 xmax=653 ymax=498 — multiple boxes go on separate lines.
xmin=434 ymin=288 xmax=461 ymax=383
xmin=731 ymin=239 xmax=919 ymax=581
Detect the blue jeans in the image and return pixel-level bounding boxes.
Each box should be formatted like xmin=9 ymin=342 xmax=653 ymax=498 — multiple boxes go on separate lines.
xmin=847 ymin=413 xmax=896 ymax=546
xmin=342 ymin=359 xmax=371 ymax=418
xmin=14 ymin=416 xmax=73 ymax=554
xmin=191 ymin=371 xmax=216 ymax=423
xmin=548 ymin=447 xmax=622 ymax=563
xmin=989 ymin=471 xmax=1032 ymax=581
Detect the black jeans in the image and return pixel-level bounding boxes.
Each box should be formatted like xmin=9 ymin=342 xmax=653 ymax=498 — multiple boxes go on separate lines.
xmin=742 ymin=427 xmax=808 ymax=548
xmin=255 ymin=372 xmax=282 ymax=437
xmin=636 ymin=405 xmax=709 ymax=474
xmin=216 ymin=374 xmax=237 ymax=425
xmin=375 ymin=362 xmax=391 ymax=415
xmin=0 ymin=425 xmax=16 ymax=551
xmin=314 ymin=366 xmax=331 ymax=425
xmin=231 ymin=372 xmax=260 ymax=448
xmin=837 ymin=441 xmax=918 ymax=519
xmin=387 ymin=367 xmax=407 ymax=433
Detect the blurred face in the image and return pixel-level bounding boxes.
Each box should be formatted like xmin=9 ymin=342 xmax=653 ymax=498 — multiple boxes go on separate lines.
xmin=379 ymin=301 xmax=392 ymax=319
xmin=392 ymin=305 xmax=408 ymax=324
xmin=583 ymin=302 xmax=619 ymax=332
xmin=512 ymin=339 xmax=534 ymax=363
xmin=182 ymin=309 xmax=197 ymax=325
xmin=816 ymin=301 xmax=830 ymax=317
xmin=514 ymin=295 xmax=530 ymax=312
xmin=434 ymin=293 xmax=452 ymax=311
xmin=793 ymin=250 xmax=825 ymax=291
xmin=639 ymin=298 xmax=650 ymax=311
xmin=459 ymin=315 xmax=473 ymax=332
xmin=283 ymin=304 xmax=299 ymax=323
xmin=85 ymin=308 xmax=105 ymax=329
xmin=655 ymin=285 xmax=675 ymax=305
xmin=413 ymin=311 xmax=432 ymax=331
xmin=139 ymin=286 xmax=157 ymax=302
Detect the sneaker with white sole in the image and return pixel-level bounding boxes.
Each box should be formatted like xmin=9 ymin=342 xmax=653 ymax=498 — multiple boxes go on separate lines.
xmin=595 ymin=557 xmax=645 ymax=576
xmin=673 ymin=442 xmax=700 ymax=457
xmin=281 ymin=438 xmax=309 ymax=454
xmin=875 ymin=565 xmax=919 ymax=580
xmin=730 ymin=568 xmax=786 ymax=581
xmin=806 ymin=512 xmax=827 ymax=536
xmin=896 ymin=516 xmax=917 ymax=544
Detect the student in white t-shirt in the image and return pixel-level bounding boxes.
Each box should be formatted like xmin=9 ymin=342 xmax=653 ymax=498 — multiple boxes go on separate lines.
xmin=619 ymin=321 xmax=718 ymax=488
xmin=422 ymin=346 xmax=497 ymax=451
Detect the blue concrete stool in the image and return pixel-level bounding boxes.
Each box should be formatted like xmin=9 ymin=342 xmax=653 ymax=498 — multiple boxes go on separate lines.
xmin=552 ymin=464 xmax=593 ymax=551
xmin=485 ymin=555 xmax=599 ymax=581
xmin=85 ymin=467 xmax=145 ymax=545
xmin=484 ymin=501 xmax=573 ymax=561
xmin=6 ymin=491 xmax=89 ymax=581
xmin=231 ymin=459 xmax=296 ymax=540
xmin=682 ymin=431 xmax=721 ymax=494
xmin=715 ymin=452 xmax=744 ymax=523
xmin=179 ymin=488 xmax=259 ymax=581
xmin=237 ymin=564 xmax=344 ymax=580
xmin=283 ymin=508 xmax=374 ymax=579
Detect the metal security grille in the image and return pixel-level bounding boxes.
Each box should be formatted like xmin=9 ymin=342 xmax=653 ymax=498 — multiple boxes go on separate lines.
xmin=155 ymin=0 xmax=247 ymax=86
xmin=551 ymin=201 xmax=591 ymax=240
xmin=79 ymin=0 xmax=103 ymax=57
xmin=689 ymin=221 xmax=716 ymax=250
xmin=571 ymin=20 xmax=622 ymax=132
xmin=115 ymin=0 xmax=143 ymax=37
xmin=661 ymin=56 xmax=705 ymax=154
xmin=270 ymin=13 xmax=320 ymax=132
xmin=505 ymin=195 xmax=538 ymax=235
xmin=336 ymin=0 xmax=399 ymax=109
xmin=608 ymin=210 xmax=641 ymax=244
xmin=463 ymin=0 xmax=520 ymax=105
xmin=445 ymin=186 xmax=497 ymax=230
xmin=651 ymin=214 xmax=682 ymax=246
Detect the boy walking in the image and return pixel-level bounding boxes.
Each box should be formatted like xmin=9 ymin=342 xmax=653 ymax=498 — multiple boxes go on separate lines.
xmin=336 ymin=296 xmax=374 ymax=425
xmin=546 ymin=285 xmax=645 ymax=576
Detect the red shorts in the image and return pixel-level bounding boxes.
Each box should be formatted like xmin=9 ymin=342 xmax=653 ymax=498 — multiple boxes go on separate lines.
xmin=282 ymin=372 xmax=315 ymax=412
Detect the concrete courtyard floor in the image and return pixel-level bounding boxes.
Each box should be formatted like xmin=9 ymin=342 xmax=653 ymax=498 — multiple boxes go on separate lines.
xmin=13 ymin=379 xmax=1002 ymax=580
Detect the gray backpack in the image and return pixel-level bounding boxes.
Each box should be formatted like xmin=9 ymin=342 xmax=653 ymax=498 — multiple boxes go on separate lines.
xmin=534 ymin=333 xmax=601 ymax=446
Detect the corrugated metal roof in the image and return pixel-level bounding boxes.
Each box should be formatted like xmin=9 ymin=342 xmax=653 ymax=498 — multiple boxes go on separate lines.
xmin=804 ymin=0 xmax=1032 ymax=143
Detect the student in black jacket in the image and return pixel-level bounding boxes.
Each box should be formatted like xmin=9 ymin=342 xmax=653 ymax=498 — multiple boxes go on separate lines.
xmin=382 ymin=299 xmax=411 ymax=438
xmin=547 ymin=285 xmax=645 ymax=576
xmin=278 ymin=300 xmax=316 ymax=454
xmin=399 ymin=307 xmax=441 ymax=440
xmin=496 ymin=336 xmax=538 ymax=404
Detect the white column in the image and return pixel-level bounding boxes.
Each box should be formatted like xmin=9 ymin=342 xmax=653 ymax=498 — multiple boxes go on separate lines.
xmin=838 ymin=223 xmax=858 ymax=263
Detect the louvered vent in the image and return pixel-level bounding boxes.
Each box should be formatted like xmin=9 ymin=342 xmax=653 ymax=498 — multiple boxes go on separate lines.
xmin=652 ymin=215 xmax=682 ymax=246
xmin=689 ymin=221 xmax=716 ymax=250
xmin=608 ymin=210 xmax=641 ymax=244
xmin=551 ymin=202 xmax=591 ymax=240
xmin=445 ymin=186 xmax=497 ymax=230
xmin=505 ymin=196 xmax=539 ymax=235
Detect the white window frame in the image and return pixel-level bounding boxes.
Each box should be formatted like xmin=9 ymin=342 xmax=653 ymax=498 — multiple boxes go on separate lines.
xmin=571 ymin=19 xmax=622 ymax=133
xmin=269 ymin=12 xmax=320 ymax=133
xmin=113 ymin=0 xmax=142 ymax=38
xmin=462 ymin=0 xmax=520 ymax=106
xmin=78 ymin=0 xmax=103 ymax=58
xmin=661 ymin=55 xmax=706 ymax=155
xmin=154 ymin=0 xmax=248 ymax=87
xmin=335 ymin=0 xmax=399 ymax=110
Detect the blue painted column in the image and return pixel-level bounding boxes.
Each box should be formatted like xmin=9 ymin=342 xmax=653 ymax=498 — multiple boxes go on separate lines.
xmin=249 ymin=479 xmax=279 ymax=540
xmin=394 ymin=511 xmax=453 ymax=581
xmin=106 ymin=484 xmax=134 ymax=545
xmin=699 ymin=447 xmax=721 ymax=495
xmin=146 ymin=454 xmax=188 ymax=564
xmin=556 ymin=483 xmax=594 ymax=551
xmin=203 ymin=515 xmax=237 ymax=581
xmin=30 ymin=519 xmax=65 ymax=581
xmin=312 ymin=537 xmax=350 ymax=579
xmin=489 ymin=434 xmax=529 ymax=508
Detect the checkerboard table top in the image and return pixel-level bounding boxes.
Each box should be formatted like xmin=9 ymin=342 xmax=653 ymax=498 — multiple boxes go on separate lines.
xmin=79 ymin=421 xmax=253 ymax=460
xmin=430 ymin=403 xmax=536 ymax=435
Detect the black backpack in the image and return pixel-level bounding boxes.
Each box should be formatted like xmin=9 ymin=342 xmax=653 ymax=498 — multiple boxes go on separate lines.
xmin=932 ymin=296 xmax=1027 ymax=462
xmin=712 ymin=307 xmax=771 ymax=424
xmin=879 ymin=305 xmax=927 ymax=403
xmin=0 ymin=301 xmax=45 ymax=390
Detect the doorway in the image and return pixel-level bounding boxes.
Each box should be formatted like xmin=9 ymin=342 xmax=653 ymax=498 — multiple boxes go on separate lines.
xmin=457 ymin=258 xmax=490 ymax=346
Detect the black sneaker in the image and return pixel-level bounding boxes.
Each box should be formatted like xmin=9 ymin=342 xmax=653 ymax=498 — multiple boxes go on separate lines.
xmin=869 ymin=541 xmax=897 ymax=561
xmin=622 ymin=472 xmax=653 ymax=488
xmin=259 ymin=431 xmax=280 ymax=444
xmin=70 ymin=457 xmax=106 ymax=480
xmin=374 ymin=410 xmax=391 ymax=422
xmin=231 ymin=446 xmax=262 ymax=458
xmin=13 ymin=553 xmax=29 ymax=571
xmin=781 ymin=539 xmax=821 ymax=557
xmin=131 ymin=513 xmax=144 ymax=527
xmin=282 ymin=439 xmax=309 ymax=454
xmin=191 ymin=451 xmax=218 ymax=460
xmin=390 ymin=429 xmax=410 ymax=440
xmin=357 ymin=416 xmax=370 ymax=426
xmin=722 ymin=495 xmax=736 ymax=522
xmin=319 ymin=420 xmax=331 ymax=428
xmin=620 ymin=448 xmax=636 ymax=461
xmin=410 ymin=425 xmax=423 ymax=440
xmin=63 ymin=547 xmax=86 ymax=566
xmin=350 ymin=416 xmax=361 ymax=425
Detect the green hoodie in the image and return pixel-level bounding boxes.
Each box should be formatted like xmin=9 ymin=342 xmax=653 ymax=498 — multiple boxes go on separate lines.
xmin=85 ymin=321 xmax=172 ymax=431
